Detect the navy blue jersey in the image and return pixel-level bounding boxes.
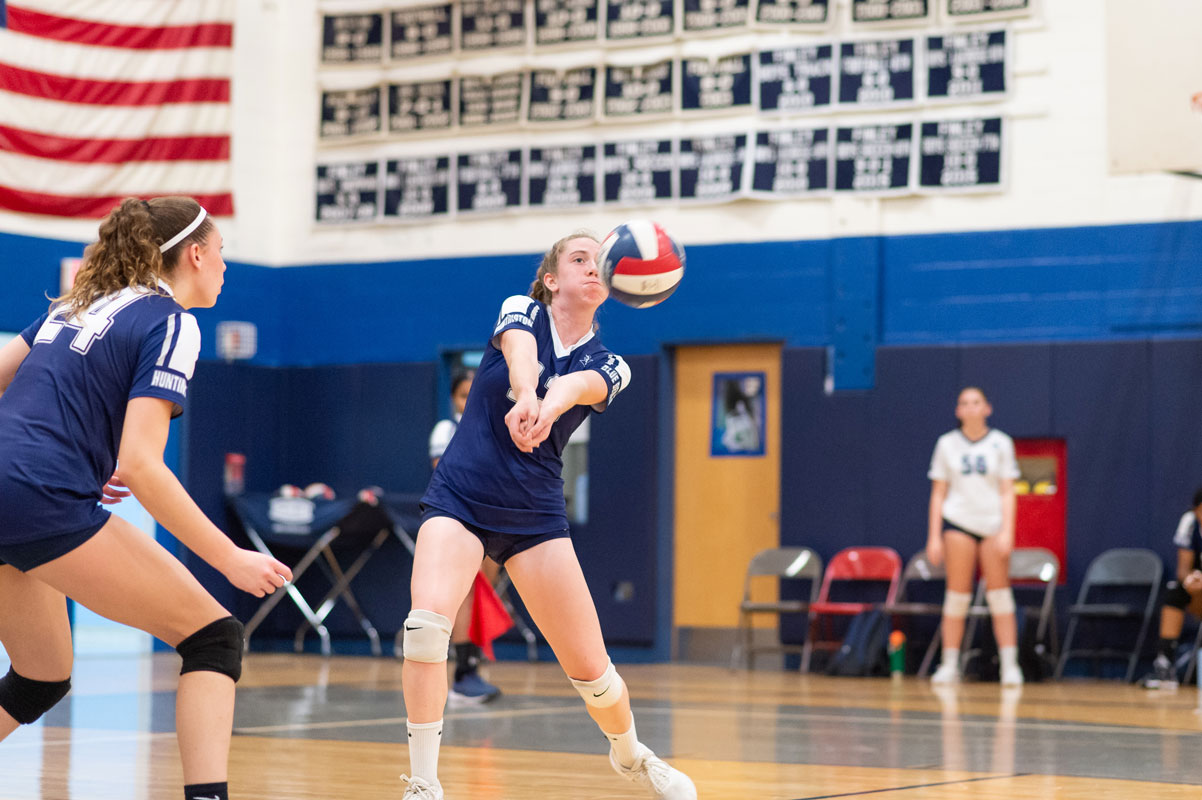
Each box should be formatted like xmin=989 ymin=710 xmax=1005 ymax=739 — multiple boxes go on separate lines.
xmin=0 ymin=286 xmax=199 ymax=543
xmin=422 ymin=295 xmax=630 ymax=533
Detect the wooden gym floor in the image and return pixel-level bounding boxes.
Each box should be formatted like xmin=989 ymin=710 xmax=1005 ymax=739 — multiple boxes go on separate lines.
xmin=1 ymin=653 xmax=1200 ymax=799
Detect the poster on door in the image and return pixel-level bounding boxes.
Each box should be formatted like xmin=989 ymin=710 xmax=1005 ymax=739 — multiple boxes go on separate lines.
xmin=711 ymin=371 xmax=766 ymax=456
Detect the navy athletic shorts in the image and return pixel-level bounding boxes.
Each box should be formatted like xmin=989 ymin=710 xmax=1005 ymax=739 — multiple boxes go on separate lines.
xmin=942 ymin=518 xmax=988 ymax=541
xmin=419 ymin=505 xmax=570 ymax=565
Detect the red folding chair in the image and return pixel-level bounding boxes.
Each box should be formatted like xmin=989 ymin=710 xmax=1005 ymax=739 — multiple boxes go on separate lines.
xmin=804 ymin=546 xmax=903 ymax=672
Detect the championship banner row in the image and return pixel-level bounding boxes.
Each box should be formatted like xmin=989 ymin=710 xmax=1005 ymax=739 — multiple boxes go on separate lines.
xmin=321 ymin=30 xmax=1006 ymax=138
xmin=322 ymin=0 xmax=1029 ymax=62
xmin=315 ymin=117 xmax=1003 ymax=223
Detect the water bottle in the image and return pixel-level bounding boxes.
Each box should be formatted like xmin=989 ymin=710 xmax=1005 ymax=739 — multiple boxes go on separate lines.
xmin=888 ymin=630 xmax=907 ymax=680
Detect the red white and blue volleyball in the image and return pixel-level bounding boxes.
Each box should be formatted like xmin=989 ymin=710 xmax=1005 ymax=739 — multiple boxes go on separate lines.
xmin=598 ymin=220 xmax=686 ymax=308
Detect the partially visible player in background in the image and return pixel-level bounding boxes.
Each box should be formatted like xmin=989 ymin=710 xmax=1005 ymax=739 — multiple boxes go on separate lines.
xmin=0 ymin=197 xmax=290 ymax=800
xmin=428 ymin=369 xmax=501 ymax=705
xmin=926 ymin=387 xmax=1024 ymax=686
xmin=398 ymin=231 xmax=695 ymax=800
xmin=1140 ymin=487 xmax=1202 ymax=690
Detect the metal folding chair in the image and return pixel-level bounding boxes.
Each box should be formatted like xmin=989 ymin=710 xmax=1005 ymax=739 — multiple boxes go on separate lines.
xmin=962 ymin=546 xmax=1060 ymax=675
xmin=1055 ymin=548 xmax=1162 ymax=682
xmin=230 ymin=493 xmax=396 ymax=656
xmin=731 ymin=547 xmax=822 ymax=670
xmin=880 ymin=549 xmax=947 ymax=676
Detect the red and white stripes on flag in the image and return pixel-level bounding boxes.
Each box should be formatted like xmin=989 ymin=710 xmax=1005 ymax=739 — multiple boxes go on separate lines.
xmin=0 ymin=0 xmax=234 ymax=218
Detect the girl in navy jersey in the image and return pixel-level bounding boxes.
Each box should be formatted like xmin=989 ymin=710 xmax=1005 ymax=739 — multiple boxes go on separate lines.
xmin=0 ymin=198 xmax=291 ymax=800
xmin=399 ymin=232 xmax=696 ymax=800
xmin=926 ymin=387 xmax=1022 ymax=686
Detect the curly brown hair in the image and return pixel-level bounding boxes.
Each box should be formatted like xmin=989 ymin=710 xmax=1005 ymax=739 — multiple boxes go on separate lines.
xmin=54 ymin=196 xmax=212 ymax=317
xmin=528 ymin=230 xmax=599 ymax=305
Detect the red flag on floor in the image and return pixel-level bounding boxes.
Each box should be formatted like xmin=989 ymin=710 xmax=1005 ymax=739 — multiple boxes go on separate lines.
xmin=469 ymin=571 xmax=513 ymax=661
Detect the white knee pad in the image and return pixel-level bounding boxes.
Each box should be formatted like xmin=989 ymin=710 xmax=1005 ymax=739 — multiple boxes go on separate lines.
xmin=943 ymin=590 xmax=972 ymax=619
xmin=570 ymin=660 xmax=624 ymax=709
xmin=402 ymin=610 xmax=452 ymax=663
xmin=986 ymin=588 xmax=1016 ymax=616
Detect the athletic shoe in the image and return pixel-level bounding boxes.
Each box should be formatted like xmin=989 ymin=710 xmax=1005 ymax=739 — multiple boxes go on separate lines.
xmin=930 ymin=661 xmax=960 ymax=685
xmin=1140 ymin=655 xmax=1179 ymax=690
xmin=1000 ymin=663 xmax=1024 ymax=687
xmin=448 ymin=671 xmax=501 ymax=706
xmin=400 ymin=774 xmax=443 ymax=799
xmin=610 ymin=743 xmax=697 ymax=800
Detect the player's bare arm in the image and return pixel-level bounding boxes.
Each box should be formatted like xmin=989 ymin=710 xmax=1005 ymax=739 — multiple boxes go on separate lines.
xmin=117 ymin=396 xmax=291 ymax=597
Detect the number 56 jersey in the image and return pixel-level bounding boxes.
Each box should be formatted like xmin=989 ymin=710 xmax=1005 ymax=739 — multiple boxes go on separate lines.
xmin=0 ymin=285 xmax=199 ymax=542
xmin=927 ymin=428 xmax=1020 ymax=538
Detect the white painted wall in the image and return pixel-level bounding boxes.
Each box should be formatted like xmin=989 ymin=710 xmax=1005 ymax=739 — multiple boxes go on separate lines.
xmin=2 ymin=0 xmax=1200 ymax=264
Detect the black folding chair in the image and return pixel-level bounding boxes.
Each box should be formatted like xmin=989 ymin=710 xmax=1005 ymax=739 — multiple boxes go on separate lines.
xmin=229 ymin=492 xmax=397 ymax=656
xmin=1055 ymin=548 xmax=1162 ymax=682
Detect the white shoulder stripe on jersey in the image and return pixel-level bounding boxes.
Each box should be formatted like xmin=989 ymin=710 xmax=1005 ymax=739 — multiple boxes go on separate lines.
xmin=612 ymin=355 xmax=631 ymax=390
xmin=169 ymin=314 xmax=202 ymax=380
xmin=499 ymin=295 xmax=535 ymax=317
xmin=156 ymin=314 xmax=177 ymax=369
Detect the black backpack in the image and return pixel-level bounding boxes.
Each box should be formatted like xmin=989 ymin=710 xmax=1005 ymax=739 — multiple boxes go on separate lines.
xmin=826 ymin=609 xmax=890 ymax=677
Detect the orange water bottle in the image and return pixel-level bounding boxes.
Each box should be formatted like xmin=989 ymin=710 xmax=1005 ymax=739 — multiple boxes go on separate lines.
xmin=888 ymin=630 xmax=906 ymax=679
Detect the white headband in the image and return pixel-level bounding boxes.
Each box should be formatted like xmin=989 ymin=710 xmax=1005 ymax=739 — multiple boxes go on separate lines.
xmin=159 ymin=207 xmax=208 ymax=253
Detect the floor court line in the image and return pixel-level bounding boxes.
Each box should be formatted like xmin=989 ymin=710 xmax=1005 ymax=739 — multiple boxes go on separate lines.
xmin=791 ymin=772 xmax=1027 ymax=799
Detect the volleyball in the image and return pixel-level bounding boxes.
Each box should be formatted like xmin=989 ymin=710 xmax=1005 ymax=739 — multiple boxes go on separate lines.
xmin=597 ymin=220 xmax=686 ymax=308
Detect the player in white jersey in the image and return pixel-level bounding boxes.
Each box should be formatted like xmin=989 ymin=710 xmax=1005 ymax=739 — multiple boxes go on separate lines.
xmin=0 ymin=198 xmax=290 ymax=800
xmin=1140 ymin=487 xmax=1202 ymax=690
xmin=399 ymin=232 xmax=696 ymax=800
xmin=428 ymin=369 xmax=502 ymax=706
xmin=925 ymin=387 xmax=1023 ymax=686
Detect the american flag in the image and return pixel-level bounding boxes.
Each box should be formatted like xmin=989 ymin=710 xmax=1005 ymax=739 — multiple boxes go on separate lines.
xmin=0 ymin=0 xmax=234 ymax=218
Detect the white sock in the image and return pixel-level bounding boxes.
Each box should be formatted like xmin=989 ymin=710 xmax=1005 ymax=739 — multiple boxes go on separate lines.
xmin=1000 ymin=646 xmax=1019 ymax=671
xmin=605 ymin=721 xmax=641 ymax=768
xmin=941 ymin=649 xmax=960 ymax=670
xmin=407 ymin=720 xmax=443 ymax=784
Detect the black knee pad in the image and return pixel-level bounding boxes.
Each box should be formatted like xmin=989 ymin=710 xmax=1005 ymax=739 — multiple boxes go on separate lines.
xmin=0 ymin=667 xmax=71 ymax=724
xmin=176 ymin=616 xmax=244 ymax=682
xmin=1165 ymin=581 xmax=1192 ymax=610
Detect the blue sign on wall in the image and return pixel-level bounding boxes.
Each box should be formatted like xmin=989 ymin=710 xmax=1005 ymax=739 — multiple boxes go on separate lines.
xmin=838 ymin=38 xmax=915 ymax=106
xmin=390 ymin=5 xmax=453 ymax=59
xmin=319 ymin=87 xmax=382 ymax=139
xmin=712 ymin=372 xmax=766 ymax=457
xmin=384 ymin=156 xmax=451 ymax=220
xmin=321 ymin=12 xmax=384 ymax=63
xmin=927 ymin=30 xmax=1007 ymax=100
xmin=919 ymin=117 xmax=1003 ymax=190
xmin=389 ymin=80 xmax=453 ymax=132
xmin=679 ymin=134 xmax=746 ymax=201
xmin=603 ymin=139 xmax=675 ymax=204
xmin=315 ymin=162 xmax=379 ymax=223
xmin=457 ymin=149 xmax=523 ymax=212
xmin=752 ymin=128 xmax=830 ymax=194
xmin=528 ymin=145 xmax=598 ymax=208
xmin=536 ymin=0 xmax=599 ymax=44
xmin=835 ymin=123 xmax=913 ymax=192
xmin=681 ymin=54 xmax=752 ymax=112
xmin=759 ymin=45 xmax=834 ymax=112
xmin=606 ymin=0 xmax=673 ymax=39
xmin=461 ymin=0 xmax=527 ymax=49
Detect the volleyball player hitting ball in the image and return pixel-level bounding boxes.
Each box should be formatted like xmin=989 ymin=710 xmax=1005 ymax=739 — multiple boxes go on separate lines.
xmin=0 ymin=198 xmax=291 ymax=800
xmin=926 ymin=387 xmax=1024 ymax=687
xmin=399 ymin=228 xmax=694 ymax=799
